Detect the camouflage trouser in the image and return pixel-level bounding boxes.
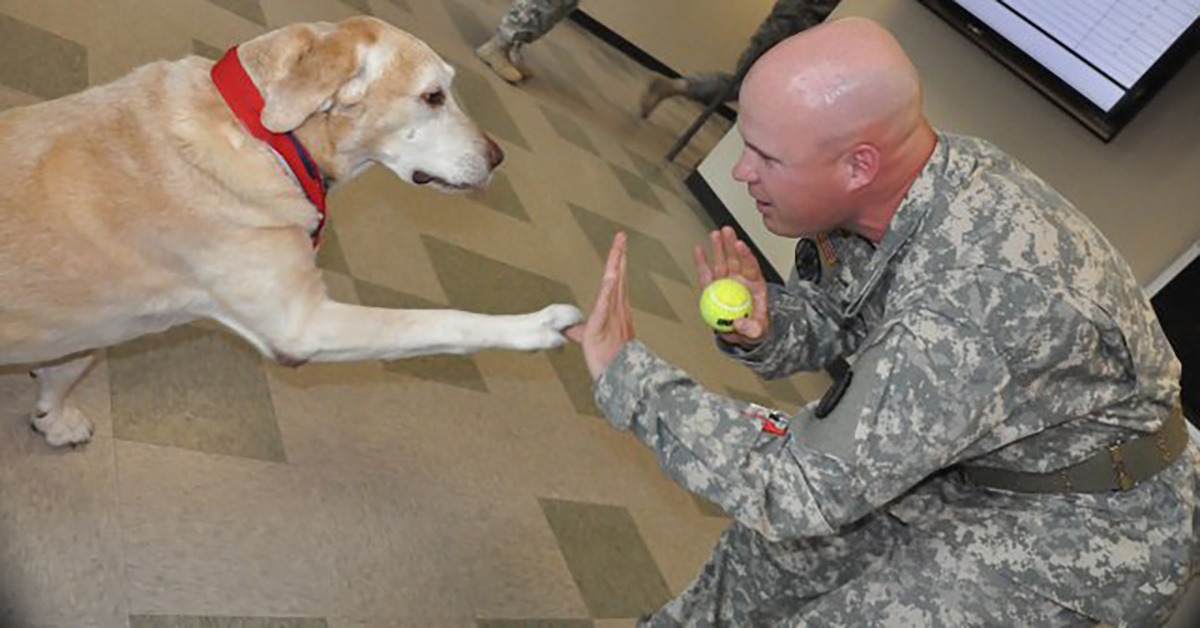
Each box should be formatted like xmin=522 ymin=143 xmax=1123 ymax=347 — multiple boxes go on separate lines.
xmin=495 ymin=0 xmax=582 ymax=46
xmin=640 ymin=514 xmax=1092 ymax=627
xmin=685 ymin=0 xmax=841 ymax=104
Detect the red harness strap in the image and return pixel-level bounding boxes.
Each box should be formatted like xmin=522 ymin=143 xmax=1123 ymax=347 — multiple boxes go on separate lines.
xmin=210 ymin=46 xmax=328 ymax=247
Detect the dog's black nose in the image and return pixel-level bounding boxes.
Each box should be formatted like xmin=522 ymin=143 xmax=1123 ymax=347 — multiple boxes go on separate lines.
xmin=484 ymin=135 xmax=505 ymax=170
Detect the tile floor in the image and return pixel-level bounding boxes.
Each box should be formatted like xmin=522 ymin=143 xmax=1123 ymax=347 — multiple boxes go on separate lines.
xmin=0 ymin=0 xmax=831 ymax=626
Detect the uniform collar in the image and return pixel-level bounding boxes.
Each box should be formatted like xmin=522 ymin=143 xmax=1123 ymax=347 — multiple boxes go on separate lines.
xmin=843 ymin=133 xmax=951 ymax=318
xmin=211 ymin=46 xmax=329 ymax=247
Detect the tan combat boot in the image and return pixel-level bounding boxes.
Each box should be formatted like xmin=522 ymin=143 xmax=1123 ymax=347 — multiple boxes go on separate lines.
xmin=476 ymin=36 xmax=524 ymax=84
xmin=639 ymin=76 xmax=688 ymax=118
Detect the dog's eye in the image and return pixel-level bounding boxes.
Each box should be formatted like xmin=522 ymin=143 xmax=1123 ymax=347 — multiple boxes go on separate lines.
xmin=421 ymin=89 xmax=446 ymax=108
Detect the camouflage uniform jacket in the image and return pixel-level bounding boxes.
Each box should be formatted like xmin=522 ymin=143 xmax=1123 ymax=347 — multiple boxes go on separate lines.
xmin=594 ymin=133 xmax=1198 ymax=624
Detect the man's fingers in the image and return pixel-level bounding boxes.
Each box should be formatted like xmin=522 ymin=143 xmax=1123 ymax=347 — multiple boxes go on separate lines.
xmin=616 ymin=236 xmax=631 ymax=324
xmin=732 ymin=317 xmax=762 ymax=339
xmin=564 ymin=324 xmax=586 ymax=343
xmin=734 ymin=241 xmax=764 ymax=284
xmin=710 ymin=230 xmax=728 ymax=278
xmin=590 ymin=233 xmax=626 ymax=325
xmin=693 ymin=245 xmax=714 ymax=287
xmin=722 ymin=227 xmax=742 ymax=276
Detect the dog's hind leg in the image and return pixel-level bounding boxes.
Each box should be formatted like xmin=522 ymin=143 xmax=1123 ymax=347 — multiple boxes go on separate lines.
xmin=30 ymin=352 xmax=96 ymax=447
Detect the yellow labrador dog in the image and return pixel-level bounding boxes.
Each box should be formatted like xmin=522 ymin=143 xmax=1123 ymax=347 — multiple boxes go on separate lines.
xmin=0 ymin=17 xmax=583 ymax=447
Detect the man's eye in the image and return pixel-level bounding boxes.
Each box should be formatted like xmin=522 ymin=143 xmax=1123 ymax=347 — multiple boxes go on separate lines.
xmin=421 ymin=89 xmax=446 ymax=108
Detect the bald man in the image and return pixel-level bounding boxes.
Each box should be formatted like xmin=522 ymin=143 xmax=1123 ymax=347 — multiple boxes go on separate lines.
xmin=568 ymin=18 xmax=1198 ymax=627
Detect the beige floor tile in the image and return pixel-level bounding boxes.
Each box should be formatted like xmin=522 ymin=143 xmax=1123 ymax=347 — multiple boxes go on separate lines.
xmin=341 ymin=482 xmax=590 ymax=621
xmin=117 ymin=441 xmax=356 ymax=618
xmin=0 ymin=434 xmax=128 ymax=628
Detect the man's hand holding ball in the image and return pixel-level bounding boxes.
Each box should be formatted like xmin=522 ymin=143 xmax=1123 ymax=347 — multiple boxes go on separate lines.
xmin=693 ymin=227 xmax=771 ymax=348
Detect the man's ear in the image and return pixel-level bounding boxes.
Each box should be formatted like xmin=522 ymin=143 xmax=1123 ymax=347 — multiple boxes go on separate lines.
xmin=845 ymin=143 xmax=880 ymax=192
xmin=240 ymin=19 xmax=379 ymax=133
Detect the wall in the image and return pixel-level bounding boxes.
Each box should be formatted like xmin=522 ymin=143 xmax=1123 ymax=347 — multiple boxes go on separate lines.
xmin=697 ymin=0 xmax=1200 ymax=286
xmin=583 ymin=0 xmax=777 ymax=77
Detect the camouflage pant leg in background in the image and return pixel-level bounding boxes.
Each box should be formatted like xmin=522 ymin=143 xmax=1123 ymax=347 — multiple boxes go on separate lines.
xmin=639 ymin=514 xmax=903 ymax=627
xmin=496 ymin=0 xmax=582 ymax=45
xmin=685 ymin=0 xmax=842 ymax=104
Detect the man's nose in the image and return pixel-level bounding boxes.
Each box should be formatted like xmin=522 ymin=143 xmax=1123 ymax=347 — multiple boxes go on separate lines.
xmin=732 ymin=157 xmax=754 ymax=183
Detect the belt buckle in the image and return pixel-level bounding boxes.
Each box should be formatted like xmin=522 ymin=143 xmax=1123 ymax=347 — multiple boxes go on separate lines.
xmin=1154 ymin=432 xmax=1173 ymax=464
xmin=1109 ymin=443 xmax=1136 ymax=491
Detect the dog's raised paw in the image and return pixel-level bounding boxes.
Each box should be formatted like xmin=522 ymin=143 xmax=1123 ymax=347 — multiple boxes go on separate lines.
xmin=501 ymin=304 xmax=584 ymax=351
xmin=535 ymin=303 xmax=585 ymax=331
xmin=31 ymin=405 xmax=94 ymax=447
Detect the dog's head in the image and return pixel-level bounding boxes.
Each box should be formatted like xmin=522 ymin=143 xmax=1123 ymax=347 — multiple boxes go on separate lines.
xmin=238 ymin=17 xmax=503 ymax=191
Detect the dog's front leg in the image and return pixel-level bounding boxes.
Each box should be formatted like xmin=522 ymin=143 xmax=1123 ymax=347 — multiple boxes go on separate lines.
xmin=204 ymin=242 xmax=583 ymax=365
xmin=266 ymin=300 xmax=586 ymax=364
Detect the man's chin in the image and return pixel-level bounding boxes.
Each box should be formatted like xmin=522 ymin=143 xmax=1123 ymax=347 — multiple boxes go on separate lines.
xmin=759 ymin=214 xmax=787 ymax=236
xmin=760 ymin=216 xmax=806 ymax=239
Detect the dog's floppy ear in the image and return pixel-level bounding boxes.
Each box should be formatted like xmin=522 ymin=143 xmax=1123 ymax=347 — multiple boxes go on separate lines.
xmin=242 ymin=19 xmax=379 ymax=133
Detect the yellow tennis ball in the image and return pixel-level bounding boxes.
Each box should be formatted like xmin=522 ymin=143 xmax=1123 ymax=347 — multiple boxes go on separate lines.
xmin=699 ymin=278 xmax=753 ymax=333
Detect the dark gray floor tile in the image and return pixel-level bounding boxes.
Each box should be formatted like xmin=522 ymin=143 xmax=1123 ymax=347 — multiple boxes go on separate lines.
xmin=421 ymin=237 xmax=598 ymax=411
xmin=192 ymin=39 xmax=225 ymax=61
xmin=568 ymin=204 xmax=688 ymax=322
xmin=537 ymin=41 xmax=596 ymax=111
xmin=0 ymin=13 xmax=87 ymax=100
xmin=443 ymin=0 xmax=492 ymax=47
xmin=205 ymin=0 xmax=267 ymax=26
xmin=468 ymin=171 xmax=531 ymax=222
xmin=381 ymin=0 xmax=411 ymax=12
xmin=538 ymin=105 xmax=599 ymax=156
xmin=621 ymin=148 xmax=673 ymax=191
xmin=539 ymin=498 xmax=671 ymax=619
xmin=337 ymin=0 xmax=373 ymax=15
xmin=316 ymin=221 xmax=353 ymax=275
xmin=421 ymin=236 xmax=576 ymax=315
xmin=547 ymin=345 xmax=603 ymax=418
xmin=610 ymin=163 xmax=665 ymax=213
xmin=109 ymin=325 xmax=286 ymax=463
xmin=353 ymin=279 xmax=489 ymax=393
xmin=314 ymin=222 xmax=350 ymax=276
xmin=542 ymin=40 xmax=595 ymax=92
xmin=453 ymin=64 xmax=532 ymax=151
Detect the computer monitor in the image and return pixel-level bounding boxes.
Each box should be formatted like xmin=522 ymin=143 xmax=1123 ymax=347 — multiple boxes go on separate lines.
xmin=920 ymin=0 xmax=1200 ymax=141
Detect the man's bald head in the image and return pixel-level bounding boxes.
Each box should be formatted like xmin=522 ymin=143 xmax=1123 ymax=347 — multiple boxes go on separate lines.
xmin=732 ymin=18 xmax=935 ymax=241
xmin=743 ymin=18 xmax=923 ymax=152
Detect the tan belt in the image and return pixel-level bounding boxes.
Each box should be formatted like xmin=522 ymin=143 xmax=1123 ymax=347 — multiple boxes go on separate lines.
xmin=959 ymin=405 xmax=1189 ymax=494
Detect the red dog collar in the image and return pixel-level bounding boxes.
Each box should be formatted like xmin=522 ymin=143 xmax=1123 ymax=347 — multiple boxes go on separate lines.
xmin=211 ymin=46 xmax=328 ymax=247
